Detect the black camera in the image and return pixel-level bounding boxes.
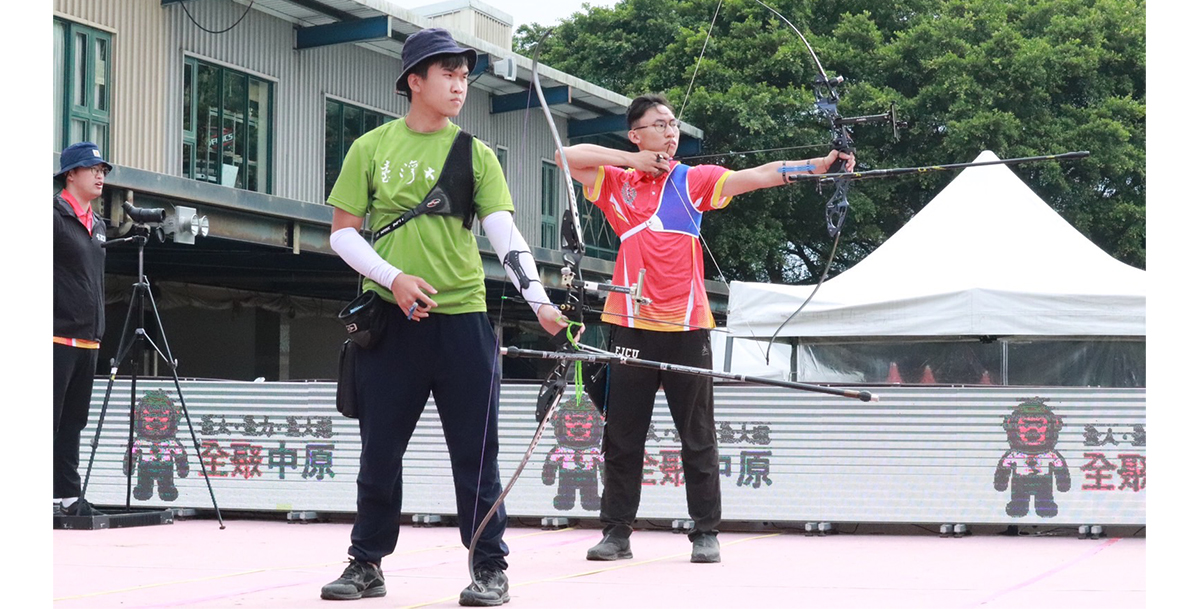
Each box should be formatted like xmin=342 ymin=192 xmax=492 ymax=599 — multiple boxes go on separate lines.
xmin=123 ymin=201 xmax=166 ymax=224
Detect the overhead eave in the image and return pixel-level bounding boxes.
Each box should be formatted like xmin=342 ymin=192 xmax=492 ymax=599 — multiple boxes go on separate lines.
xmin=219 ymin=0 xmax=703 ymax=149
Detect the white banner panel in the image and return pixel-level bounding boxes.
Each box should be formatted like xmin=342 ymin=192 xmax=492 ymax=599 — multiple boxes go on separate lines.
xmin=79 ymin=380 xmax=1145 ymax=525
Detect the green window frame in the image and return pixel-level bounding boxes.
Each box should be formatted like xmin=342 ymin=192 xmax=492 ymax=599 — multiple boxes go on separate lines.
xmin=324 ymin=98 xmax=391 ymax=200
xmin=540 ymin=161 xmax=560 ymax=249
xmin=53 ymin=18 xmax=111 ymax=156
xmin=581 ymin=191 xmax=618 ymax=261
xmin=538 ymin=162 xmax=617 ymax=260
xmin=182 ymin=57 xmax=274 ymax=193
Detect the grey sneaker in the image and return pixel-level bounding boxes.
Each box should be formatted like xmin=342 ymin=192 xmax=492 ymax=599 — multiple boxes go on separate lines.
xmin=690 ymin=533 xmax=721 ymax=563
xmin=459 ymin=567 xmax=510 ymax=606
xmin=320 ymin=559 xmax=386 ymax=600
xmin=586 ymin=535 xmax=632 ymax=561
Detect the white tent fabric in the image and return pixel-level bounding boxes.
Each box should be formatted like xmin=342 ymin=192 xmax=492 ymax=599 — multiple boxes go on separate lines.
xmin=727 ymin=151 xmax=1146 ymax=339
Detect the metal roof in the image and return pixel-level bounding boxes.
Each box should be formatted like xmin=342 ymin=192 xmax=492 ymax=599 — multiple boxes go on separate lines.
xmin=244 ymin=0 xmax=704 ymax=139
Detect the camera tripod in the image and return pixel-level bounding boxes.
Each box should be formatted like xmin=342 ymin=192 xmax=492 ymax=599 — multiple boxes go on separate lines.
xmin=78 ymin=228 xmax=225 ymax=528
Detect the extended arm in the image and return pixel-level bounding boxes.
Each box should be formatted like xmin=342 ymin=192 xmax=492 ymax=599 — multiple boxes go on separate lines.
xmin=720 ymin=150 xmax=856 ymax=198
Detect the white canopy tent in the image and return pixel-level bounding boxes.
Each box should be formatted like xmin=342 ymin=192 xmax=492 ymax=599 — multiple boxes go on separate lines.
xmin=723 ymin=151 xmax=1146 ymax=386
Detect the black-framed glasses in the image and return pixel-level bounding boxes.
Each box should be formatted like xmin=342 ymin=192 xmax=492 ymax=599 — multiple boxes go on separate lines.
xmin=632 ymin=119 xmax=681 ymax=134
xmin=86 ymin=165 xmax=111 ymax=176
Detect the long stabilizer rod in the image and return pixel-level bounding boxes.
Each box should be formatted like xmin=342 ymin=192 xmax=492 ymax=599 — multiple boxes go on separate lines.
xmin=501 ymin=345 xmax=878 ymax=403
xmin=784 ymin=151 xmax=1091 ymax=183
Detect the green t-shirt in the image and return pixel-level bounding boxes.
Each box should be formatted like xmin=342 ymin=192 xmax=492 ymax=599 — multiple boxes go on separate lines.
xmin=328 ymin=119 xmax=514 ymax=314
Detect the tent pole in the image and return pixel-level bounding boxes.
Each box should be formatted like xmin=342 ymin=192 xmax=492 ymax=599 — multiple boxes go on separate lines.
xmin=790 ymin=338 xmax=799 ymax=382
xmin=1002 ymin=340 xmax=1009 ymax=385
xmin=724 ymin=335 xmax=734 ymax=373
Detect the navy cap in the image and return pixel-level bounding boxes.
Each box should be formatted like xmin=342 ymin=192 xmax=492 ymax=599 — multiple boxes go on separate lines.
xmin=395 ymin=28 xmax=477 ymax=97
xmin=56 ymin=141 xmax=112 ymax=179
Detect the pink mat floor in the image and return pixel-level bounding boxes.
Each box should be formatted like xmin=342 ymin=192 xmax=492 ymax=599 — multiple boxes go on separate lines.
xmin=53 ymin=517 xmax=1145 ymax=609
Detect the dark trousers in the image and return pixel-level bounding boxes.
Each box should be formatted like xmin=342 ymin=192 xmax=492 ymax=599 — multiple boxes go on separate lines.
xmin=53 ymin=344 xmax=99 ymax=499
xmin=599 ymin=326 xmax=721 ymax=540
xmin=348 ymin=309 xmax=508 ymax=570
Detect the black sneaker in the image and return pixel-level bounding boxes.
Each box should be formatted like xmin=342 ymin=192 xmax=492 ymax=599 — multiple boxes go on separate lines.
xmin=61 ymin=498 xmax=104 ymax=517
xmin=690 ymin=533 xmax=720 ymax=563
xmin=586 ymin=535 xmax=632 ymax=561
xmin=320 ymin=559 xmax=386 ymax=600
xmin=459 ymin=567 xmax=510 ymax=606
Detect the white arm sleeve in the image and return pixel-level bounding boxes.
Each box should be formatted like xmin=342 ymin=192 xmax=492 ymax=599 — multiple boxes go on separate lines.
xmin=481 ymin=211 xmax=552 ymax=314
xmin=329 ymin=227 xmax=402 ymax=290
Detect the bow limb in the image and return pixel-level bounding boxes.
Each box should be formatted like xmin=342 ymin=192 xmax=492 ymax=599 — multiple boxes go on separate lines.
xmin=531 ymin=29 xmax=587 ymax=311
xmin=530 ymin=26 xmax=591 ymax=422
xmin=754 ymin=0 xmax=855 ymax=236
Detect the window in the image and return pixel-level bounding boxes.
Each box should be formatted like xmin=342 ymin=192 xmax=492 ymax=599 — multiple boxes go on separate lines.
xmin=182 ymin=58 xmax=273 ymax=193
xmin=581 ymin=191 xmax=618 ymax=261
xmin=494 ymin=145 xmax=508 ymax=177
xmin=539 ymin=163 xmax=616 ymax=259
xmin=540 ymin=161 xmax=560 ymax=248
xmin=53 ymin=19 xmax=111 ymax=156
xmin=324 ymin=98 xmax=391 ymax=200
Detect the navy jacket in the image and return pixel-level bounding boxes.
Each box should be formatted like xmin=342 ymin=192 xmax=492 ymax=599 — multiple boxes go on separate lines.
xmin=53 ymin=193 xmax=106 ymax=341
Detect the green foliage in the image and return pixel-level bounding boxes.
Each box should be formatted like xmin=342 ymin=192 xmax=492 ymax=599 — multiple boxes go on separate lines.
xmin=518 ymin=0 xmax=1145 ymax=279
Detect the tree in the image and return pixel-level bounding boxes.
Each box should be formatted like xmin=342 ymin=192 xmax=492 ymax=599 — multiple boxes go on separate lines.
xmin=517 ymin=0 xmax=1146 ymax=281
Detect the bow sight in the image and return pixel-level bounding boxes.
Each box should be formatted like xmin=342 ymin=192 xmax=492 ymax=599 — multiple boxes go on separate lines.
xmin=831 ymin=100 xmax=909 ymax=145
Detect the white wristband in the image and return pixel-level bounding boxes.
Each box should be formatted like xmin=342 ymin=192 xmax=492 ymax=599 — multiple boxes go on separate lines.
xmin=481 ymin=212 xmax=552 ymax=314
xmin=330 ymin=227 xmax=402 ymax=290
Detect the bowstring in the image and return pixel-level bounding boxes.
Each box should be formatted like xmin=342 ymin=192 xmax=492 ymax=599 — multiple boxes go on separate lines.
xmin=671 ymin=0 xmax=781 ymax=372
xmin=676 ymin=0 xmax=724 ymax=122
xmin=469 ymin=30 xmax=591 ymax=579
xmin=468 ymin=60 xmax=539 ymax=575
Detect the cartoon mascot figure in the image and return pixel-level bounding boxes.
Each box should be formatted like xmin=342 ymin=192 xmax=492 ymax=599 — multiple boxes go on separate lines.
xmin=123 ymin=389 xmax=190 ymax=501
xmin=994 ymin=398 xmax=1071 ymax=517
xmin=542 ymin=395 xmax=604 ymax=511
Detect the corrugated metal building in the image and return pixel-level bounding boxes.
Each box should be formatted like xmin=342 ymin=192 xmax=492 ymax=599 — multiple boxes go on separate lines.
xmin=52 ymin=0 xmax=712 ymax=381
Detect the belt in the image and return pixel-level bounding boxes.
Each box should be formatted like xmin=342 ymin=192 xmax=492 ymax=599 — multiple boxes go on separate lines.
xmin=53 ymin=336 xmax=100 ymax=349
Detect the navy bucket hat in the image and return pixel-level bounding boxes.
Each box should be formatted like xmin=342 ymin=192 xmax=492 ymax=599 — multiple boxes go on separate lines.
xmin=56 ymin=141 xmax=112 ymax=179
xmin=395 ymin=28 xmax=477 ymax=97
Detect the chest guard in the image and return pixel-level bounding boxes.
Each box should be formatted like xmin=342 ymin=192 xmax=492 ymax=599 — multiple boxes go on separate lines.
xmin=618 ymin=165 xmax=703 ymax=242
xmin=374 ymin=129 xmax=476 ymax=241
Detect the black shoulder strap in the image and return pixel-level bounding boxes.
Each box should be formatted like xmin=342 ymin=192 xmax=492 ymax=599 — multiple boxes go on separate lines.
xmin=373 ymin=130 xmax=476 ymax=241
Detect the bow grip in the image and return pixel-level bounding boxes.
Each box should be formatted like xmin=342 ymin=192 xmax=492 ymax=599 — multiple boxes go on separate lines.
xmin=828 ymin=131 xmax=855 ymax=174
